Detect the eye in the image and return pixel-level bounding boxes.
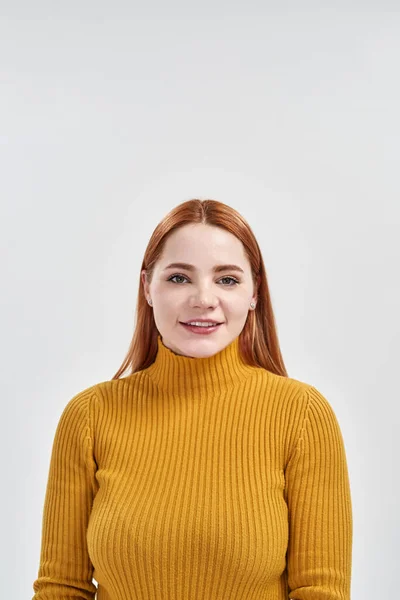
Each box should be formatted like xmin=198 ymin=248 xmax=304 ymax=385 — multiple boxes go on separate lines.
xmin=168 ymin=274 xmax=188 ymax=284
xmin=167 ymin=274 xmax=240 ymax=286
xmin=219 ymin=276 xmax=240 ymax=286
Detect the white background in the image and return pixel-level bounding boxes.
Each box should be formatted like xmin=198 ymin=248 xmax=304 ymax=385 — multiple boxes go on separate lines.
xmin=2 ymin=1 xmax=399 ymax=598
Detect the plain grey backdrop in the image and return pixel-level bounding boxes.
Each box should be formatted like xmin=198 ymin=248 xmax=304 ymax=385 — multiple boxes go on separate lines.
xmin=2 ymin=2 xmax=399 ymax=599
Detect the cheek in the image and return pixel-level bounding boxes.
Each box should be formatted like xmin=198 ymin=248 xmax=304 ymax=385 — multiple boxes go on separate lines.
xmin=224 ymin=297 xmax=249 ymax=313
xmin=155 ymin=289 xmax=186 ymax=316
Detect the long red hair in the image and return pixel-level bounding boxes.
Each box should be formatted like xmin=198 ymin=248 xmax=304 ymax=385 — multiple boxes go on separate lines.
xmin=111 ymin=199 xmax=288 ymax=379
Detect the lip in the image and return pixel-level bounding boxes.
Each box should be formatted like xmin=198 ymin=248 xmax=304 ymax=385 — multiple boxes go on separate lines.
xmin=180 ymin=319 xmax=224 ymax=325
xmin=180 ymin=322 xmax=223 ymax=335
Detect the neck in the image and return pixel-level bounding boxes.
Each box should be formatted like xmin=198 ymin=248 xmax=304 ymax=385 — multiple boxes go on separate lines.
xmin=145 ymin=334 xmax=257 ymax=395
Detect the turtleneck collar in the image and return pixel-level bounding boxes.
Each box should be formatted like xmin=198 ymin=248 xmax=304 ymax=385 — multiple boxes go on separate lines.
xmin=145 ymin=334 xmax=257 ymax=395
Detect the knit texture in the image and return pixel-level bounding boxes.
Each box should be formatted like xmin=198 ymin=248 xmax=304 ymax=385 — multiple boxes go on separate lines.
xmin=32 ymin=334 xmax=353 ymax=599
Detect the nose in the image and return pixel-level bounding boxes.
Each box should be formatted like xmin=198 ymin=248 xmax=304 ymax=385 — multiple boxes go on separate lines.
xmin=189 ymin=288 xmax=218 ymax=310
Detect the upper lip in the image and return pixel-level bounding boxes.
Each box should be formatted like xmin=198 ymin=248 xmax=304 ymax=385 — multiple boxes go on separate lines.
xmin=181 ymin=319 xmax=223 ymax=324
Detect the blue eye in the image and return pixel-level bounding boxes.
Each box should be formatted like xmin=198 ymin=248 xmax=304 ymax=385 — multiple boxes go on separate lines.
xmin=167 ymin=274 xmax=239 ymax=286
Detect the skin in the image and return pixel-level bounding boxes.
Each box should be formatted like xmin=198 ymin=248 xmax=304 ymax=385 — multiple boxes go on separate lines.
xmin=141 ymin=223 xmax=258 ymax=358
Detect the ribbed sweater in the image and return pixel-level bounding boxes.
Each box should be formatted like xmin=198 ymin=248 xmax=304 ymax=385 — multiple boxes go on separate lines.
xmin=32 ymin=334 xmax=353 ymax=600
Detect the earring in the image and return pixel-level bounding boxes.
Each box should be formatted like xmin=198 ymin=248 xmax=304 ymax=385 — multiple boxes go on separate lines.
xmin=250 ymin=302 xmax=255 ymax=309
xmin=148 ymin=298 xmax=153 ymax=306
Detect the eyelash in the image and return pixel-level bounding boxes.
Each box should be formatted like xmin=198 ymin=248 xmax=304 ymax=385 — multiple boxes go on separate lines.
xmin=167 ymin=274 xmax=240 ymax=286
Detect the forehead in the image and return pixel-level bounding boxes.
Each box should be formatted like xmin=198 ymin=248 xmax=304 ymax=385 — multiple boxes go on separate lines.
xmin=160 ymin=224 xmax=246 ymax=262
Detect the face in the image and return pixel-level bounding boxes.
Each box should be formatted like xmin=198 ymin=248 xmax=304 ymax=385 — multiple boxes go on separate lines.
xmin=141 ymin=223 xmax=257 ymax=358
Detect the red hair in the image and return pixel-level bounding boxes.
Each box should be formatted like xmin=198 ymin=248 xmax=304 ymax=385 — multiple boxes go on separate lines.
xmin=111 ymin=199 xmax=288 ymax=379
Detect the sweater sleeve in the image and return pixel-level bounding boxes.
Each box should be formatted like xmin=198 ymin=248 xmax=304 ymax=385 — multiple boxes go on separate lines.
xmin=284 ymin=386 xmax=353 ymax=600
xmin=32 ymin=388 xmax=98 ymax=600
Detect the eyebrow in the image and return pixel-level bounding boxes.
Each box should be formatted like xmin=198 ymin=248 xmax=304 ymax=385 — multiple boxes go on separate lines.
xmin=162 ymin=262 xmax=245 ymax=274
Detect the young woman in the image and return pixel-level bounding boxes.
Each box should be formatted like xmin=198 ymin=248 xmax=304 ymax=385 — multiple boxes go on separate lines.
xmin=33 ymin=198 xmax=352 ymax=599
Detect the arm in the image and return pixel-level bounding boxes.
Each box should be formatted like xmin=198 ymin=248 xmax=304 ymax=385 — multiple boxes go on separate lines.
xmin=32 ymin=387 xmax=98 ymax=599
xmin=284 ymin=386 xmax=353 ymax=600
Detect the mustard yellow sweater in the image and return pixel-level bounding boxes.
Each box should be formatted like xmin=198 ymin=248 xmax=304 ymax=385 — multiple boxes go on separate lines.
xmin=33 ymin=334 xmax=353 ymax=600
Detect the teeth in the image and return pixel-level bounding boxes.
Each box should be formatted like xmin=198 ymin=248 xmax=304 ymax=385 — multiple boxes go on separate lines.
xmin=186 ymin=322 xmax=218 ymax=327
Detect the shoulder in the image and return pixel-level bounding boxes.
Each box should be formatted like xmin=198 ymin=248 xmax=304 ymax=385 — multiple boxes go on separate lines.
xmin=62 ymin=371 xmax=147 ymax=414
xmin=255 ymin=369 xmax=339 ymax=429
xmin=255 ymin=368 xmax=311 ymax=409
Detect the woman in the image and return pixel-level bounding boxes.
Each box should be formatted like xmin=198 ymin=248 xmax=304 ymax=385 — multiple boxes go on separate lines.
xmin=32 ymin=198 xmax=353 ymax=599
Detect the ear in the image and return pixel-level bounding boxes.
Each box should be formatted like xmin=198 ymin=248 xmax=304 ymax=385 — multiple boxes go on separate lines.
xmin=141 ymin=270 xmax=149 ymax=297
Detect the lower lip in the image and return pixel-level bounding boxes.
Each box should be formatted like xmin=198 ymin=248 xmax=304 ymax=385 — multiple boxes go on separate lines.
xmin=180 ymin=322 xmax=223 ymax=335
